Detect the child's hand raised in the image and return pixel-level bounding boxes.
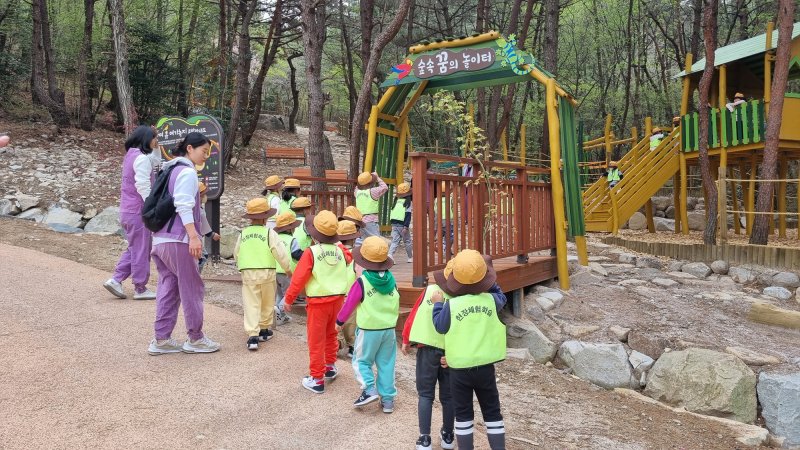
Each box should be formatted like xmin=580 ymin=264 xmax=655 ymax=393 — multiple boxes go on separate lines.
xmin=431 ymin=290 xmax=444 ymax=303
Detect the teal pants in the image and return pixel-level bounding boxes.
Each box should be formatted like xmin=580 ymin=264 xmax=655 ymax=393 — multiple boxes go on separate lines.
xmin=352 ymin=328 xmax=397 ymax=401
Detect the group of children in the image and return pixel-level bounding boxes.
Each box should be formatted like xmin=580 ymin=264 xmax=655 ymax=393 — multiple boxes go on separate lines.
xmin=232 ymin=172 xmax=507 ymax=450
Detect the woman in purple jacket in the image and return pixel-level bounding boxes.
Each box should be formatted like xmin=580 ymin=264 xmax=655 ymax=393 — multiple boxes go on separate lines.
xmin=104 ymin=126 xmax=161 ymax=300
xmin=148 ymin=132 xmax=220 ymax=355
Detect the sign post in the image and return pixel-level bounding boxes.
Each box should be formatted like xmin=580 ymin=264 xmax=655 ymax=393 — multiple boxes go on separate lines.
xmin=155 ymin=115 xmax=225 ymax=258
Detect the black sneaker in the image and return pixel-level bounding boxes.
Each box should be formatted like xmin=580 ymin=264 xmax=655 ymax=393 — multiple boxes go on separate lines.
xmin=353 ymin=390 xmax=380 ymax=407
xmin=440 ymin=428 xmax=455 ymax=450
xmin=247 ymin=336 xmax=259 ymax=351
xmin=347 ymin=346 xmax=354 ymax=359
xmin=324 ymin=365 xmax=338 ymax=381
xmin=258 ymin=329 xmax=274 ymax=342
xmin=415 ymin=434 xmax=432 ymax=450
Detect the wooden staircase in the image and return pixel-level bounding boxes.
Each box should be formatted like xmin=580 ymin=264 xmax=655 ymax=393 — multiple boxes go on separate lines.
xmin=583 ymin=128 xmax=681 ymax=232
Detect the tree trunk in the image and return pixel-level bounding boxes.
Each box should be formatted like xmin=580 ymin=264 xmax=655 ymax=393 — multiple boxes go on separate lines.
xmin=347 ymin=0 xmax=413 ymax=180
xmin=690 ymin=0 xmax=702 ymax=58
xmin=541 ymin=0 xmax=559 ymax=161
xmin=78 ymin=0 xmax=95 ymax=131
xmin=241 ymin=0 xmax=284 ymax=147
xmin=38 ymin=0 xmax=63 ymax=107
xmin=697 ymin=0 xmax=718 ymax=244
xmin=287 ymin=52 xmax=301 ymax=133
xmin=302 ymin=0 xmax=330 ymax=189
xmin=475 ymin=0 xmax=487 ymax=131
xmin=497 ymin=0 xmax=535 ymax=141
xmin=338 ymin=0 xmax=358 ymax=127
xmin=359 ymin=0 xmax=374 ymax=70
xmin=108 ymin=0 xmax=137 ymax=134
xmin=217 ymin=0 xmax=227 ymax=111
xmin=177 ymin=0 xmax=199 ymax=115
xmin=30 ymin=0 xmax=70 ymax=128
xmin=750 ymin=0 xmax=795 ymax=245
xmin=487 ymin=0 xmax=523 ymax=151
xmin=223 ymin=0 xmax=258 ymax=169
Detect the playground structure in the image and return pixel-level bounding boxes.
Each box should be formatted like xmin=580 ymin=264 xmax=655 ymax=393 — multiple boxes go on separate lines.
xmin=582 ymin=22 xmax=800 ymax=239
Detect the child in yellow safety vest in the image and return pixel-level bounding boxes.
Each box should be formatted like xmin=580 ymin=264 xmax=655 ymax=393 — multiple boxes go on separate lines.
xmin=336 ymin=236 xmax=400 ymax=414
xmin=272 ymin=211 xmax=305 ymax=325
xmin=649 ymin=127 xmax=664 ymax=151
xmin=233 ymin=198 xmax=294 ymax=351
xmin=388 ymin=182 xmax=413 ymax=264
xmin=604 ymin=161 xmax=623 ymax=188
xmin=283 ymin=210 xmax=354 ymax=394
xmin=336 ymin=220 xmax=361 ymax=358
xmin=290 ymin=196 xmax=314 ymax=251
xmin=432 ymin=249 xmax=507 ymax=450
xmin=401 ymin=260 xmax=456 ymax=450
xmin=261 ymin=175 xmax=284 ymax=229
xmin=280 ymin=178 xmax=302 ymax=214
xmin=354 ymin=171 xmax=388 ymax=245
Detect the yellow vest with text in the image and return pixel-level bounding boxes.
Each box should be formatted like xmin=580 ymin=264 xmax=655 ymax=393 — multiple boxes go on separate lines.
xmin=293 ymin=216 xmax=312 ymax=250
xmin=276 ymin=233 xmax=298 ymax=275
xmin=305 ymin=244 xmax=350 ymax=297
xmin=408 ymin=284 xmax=449 ymax=349
xmin=356 ymin=275 xmax=400 ymax=330
xmin=444 ymin=293 xmax=506 ymax=369
xmin=390 ymin=198 xmax=407 ymax=222
xmin=355 ymin=188 xmax=380 ymax=215
xmin=237 ymin=226 xmax=277 ymax=271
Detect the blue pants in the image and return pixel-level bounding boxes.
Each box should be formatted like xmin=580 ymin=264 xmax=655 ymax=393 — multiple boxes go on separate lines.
xmin=352 ymin=328 xmax=397 ymax=401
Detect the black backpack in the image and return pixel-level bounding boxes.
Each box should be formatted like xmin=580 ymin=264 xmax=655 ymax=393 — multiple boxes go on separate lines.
xmin=142 ymin=163 xmax=185 ymax=232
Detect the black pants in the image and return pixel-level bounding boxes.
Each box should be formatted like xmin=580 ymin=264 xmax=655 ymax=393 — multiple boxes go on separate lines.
xmin=416 ymin=346 xmax=454 ymax=435
xmin=450 ymin=364 xmax=505 ymax=450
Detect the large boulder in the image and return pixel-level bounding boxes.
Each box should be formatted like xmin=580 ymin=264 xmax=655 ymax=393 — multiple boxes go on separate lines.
xmin=636 ymin=256 xmax=663 ymax=270
xmin=772 ymin=272 xmax=800 ymax=289
xmin=627 ymin=212 xmax=647 ymax=230
xmin=219 ymin=226 xmax=241 ymax=259
xmin=557 ymin=341 xmax=635 ymax=389
xmin=644 ymin=348 xmax=757 ymax=423
xmin=17 ymin=207 xmax=46 ymax=222
xmin=83 ymin=206 xmax=122 ymax=235
xmin=757 ymin=371 xmax=800 ymax=447
xmin=687 ymin=212 xmax=706 ymax=231
xmin=651 ymin=196 xmax=671 ymax=211
xmin=710 ymin=260 xmax=730 ymax=275
xmin=763 ymin=286 xmax=793 ymax=301
xmin=257 ymin=114 xmax=288 ymax=131
xmin=654 ymin=217 xmax=675 ymax=232
xmin=43 ymin=206 xmax=83 ymax=228
xmin=682 ymin=262 xmax=712 ymax=279
xmin=506 ymin=319 xmax=558 ymax=364
xmin=14 ymin=193 xmax=40 ymax=211
xmin=664 ymin=205 xmax=676 ymax=219
xmin=729 ymin=266 xmax=757 ymax=284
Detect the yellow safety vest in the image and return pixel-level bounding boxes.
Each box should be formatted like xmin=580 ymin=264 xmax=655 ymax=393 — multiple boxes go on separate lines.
xmin=438 ymin=196 xmax=453 ymax=220
xmin=408 ymin=284 xmax=449 ymax=349
xmin=305 ymin=244 xmax=350 ymax=297
xmin=356 ymin=275 xmax=400 ymax=330
xmin=237 ymin=226 xmax=277 ymax=271
xmin=607 ymin=169 xmax=621 ymax=182
xmin=390 ymin=198 xmax=406 ymax=222
xmin=355 ymin=188 xmax=380 ymax=215
xmin=293 ymin=216 xmax=312 ymax=250
xmin=276 ymin=233 xmax=298 ymax=275
xmin=444 ymin=293 xmax=506 ymax=369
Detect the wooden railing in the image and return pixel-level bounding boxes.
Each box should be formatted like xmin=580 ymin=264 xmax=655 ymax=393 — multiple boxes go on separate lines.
xmin=409 ymin=152 xmax=556 ymax=286
xmin=680 ymin=99 xmax=765 ymax=152
xmin=294 ymin=175 xmax=355 ymax=217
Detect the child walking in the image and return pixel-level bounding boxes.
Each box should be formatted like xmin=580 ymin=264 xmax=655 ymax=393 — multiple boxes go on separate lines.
xmin=388 ymin=182 xmax=412 ymax=263
xmin=273 ymin=211 xmax=304 ymax=325
xmin=233 ymin=198 xmax=293 ymax=351
xmin=283 ymin=210 xmax=353 ymax=394
xmin=280 ymin=178 xmax=302 ymax=214
xmin=432 ymin=249 xmax=507 ymax=450
xmin=336 ymin=220 xmax=361 ymax=358
xmin=402 ymin=259 xmax=456 ymax=450
xmin=290 ymin=196 xmax=314 ymax=251
xmin=339 ymin=205 xmax=365 ymax=231
xmin=354 ymin=171 xmax=388 ymax=245
xmin=336 ymin=236 xmax=400 ymax=413
xmin=261 ymin=175 xmax=284 ymax=229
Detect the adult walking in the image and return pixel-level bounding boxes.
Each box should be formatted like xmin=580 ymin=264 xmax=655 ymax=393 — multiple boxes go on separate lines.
xmin=104 ymin=126 xmax=161 ymax=300
xmin=148 ymin=132 xmax=220 ymax=355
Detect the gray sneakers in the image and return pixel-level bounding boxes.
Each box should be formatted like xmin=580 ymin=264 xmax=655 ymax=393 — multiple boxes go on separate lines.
xmin=133 ymin=289 xmax=157 ymax=300
xmin=181 ymin=336 xmax=221 ymax=354
xmin=103 ymin=278 xmax=126 ymax=299
xmin=148 ymin=338 xmax=183 ymax=355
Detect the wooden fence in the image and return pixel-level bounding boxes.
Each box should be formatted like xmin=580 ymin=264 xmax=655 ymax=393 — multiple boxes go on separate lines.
xmin=603 ymin=235 xmax=800 ymax=270
xmin=294 ymin=175 xmax=355 ymax=217
xmin=410 ymin=152 xmax=556 ymax=286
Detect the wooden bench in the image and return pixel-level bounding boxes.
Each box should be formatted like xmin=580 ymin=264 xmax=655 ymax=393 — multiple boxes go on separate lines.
xmin=325 ymin=169 xmax=349 ymax=185
xmin=291 ymin=167 xmax=312 ymax=185
xmin=264 ymin=147 xmax=306 ymax=164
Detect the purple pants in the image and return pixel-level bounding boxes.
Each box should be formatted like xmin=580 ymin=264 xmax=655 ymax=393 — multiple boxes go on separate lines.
xmin=152 ymin=242 xmax=205 ymax=341
xmin=112 ymin=212 xmax=152 ymax=294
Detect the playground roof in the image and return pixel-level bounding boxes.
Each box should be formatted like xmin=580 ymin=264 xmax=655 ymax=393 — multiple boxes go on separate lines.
xmin=676 ymin=22 xmax=800 ymax=78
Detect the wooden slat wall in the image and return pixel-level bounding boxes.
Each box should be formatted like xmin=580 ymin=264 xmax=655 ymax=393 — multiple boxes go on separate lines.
xmin=602 ymin=236 xmax=800 ymax=270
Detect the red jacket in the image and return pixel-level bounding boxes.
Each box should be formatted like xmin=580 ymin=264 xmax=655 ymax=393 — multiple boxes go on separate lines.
xmin=284 ymin=245 xmax=354 ymax=306
xmin=401 ymin=290 xmax=427 ymax=347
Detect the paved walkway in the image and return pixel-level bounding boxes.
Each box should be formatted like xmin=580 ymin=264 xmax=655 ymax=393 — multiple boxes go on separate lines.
xmin=0 ymin=244 xmax=440 ymax=449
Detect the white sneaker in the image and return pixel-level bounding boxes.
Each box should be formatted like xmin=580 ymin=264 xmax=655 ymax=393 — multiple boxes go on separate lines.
xmin=407 ymin=257 xmax=413 ymax=263
xmin=148 ymin=338 xmax=183 ymax=355
xmin=133 ymin=289 xmax=157 ymax=300
xmin=103 ymin=278 xmax=126 ymax=299
xmin=274 ymin=306 xmax=291 ymax=325
xmin=182 ymin=336 xmax=221 ymax=354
